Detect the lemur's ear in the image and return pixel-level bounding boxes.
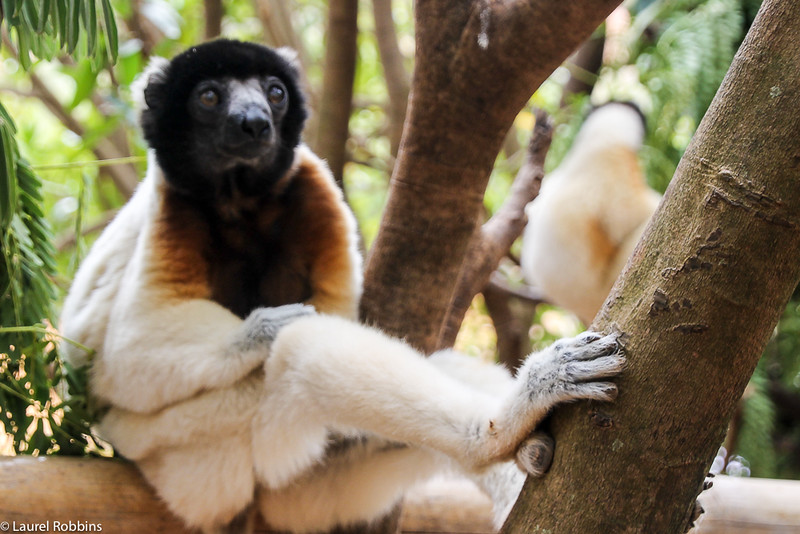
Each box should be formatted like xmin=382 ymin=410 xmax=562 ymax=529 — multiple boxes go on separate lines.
xmin=274 ymin=47 xmax=302 ymax=74
xmin=132 ymin=56 xmax=170 ymax=112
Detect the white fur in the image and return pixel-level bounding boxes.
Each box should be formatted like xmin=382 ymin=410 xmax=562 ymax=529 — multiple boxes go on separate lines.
xmin=131 ymin=56 xmax=170 ymax=112
xmin=521 ymin=103 xmax=662 ymax=323
xmin=62 ymin=153 xmax=624 ymax=532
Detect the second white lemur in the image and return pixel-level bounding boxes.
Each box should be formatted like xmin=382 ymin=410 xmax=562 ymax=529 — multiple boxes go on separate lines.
xmin=61 ymin=40 xmax=625 ymax=534
xmin=521 ymin=102 xmax=662 ymax=324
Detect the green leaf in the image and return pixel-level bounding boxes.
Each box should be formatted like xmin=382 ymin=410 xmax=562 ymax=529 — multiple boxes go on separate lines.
xmin=36 ymin=0 xmax=52 ymax=34
xmin=0 ymin=104 xmax=17 ymax=134
xmin=1 ymin=0 xmax=20 ymax=22
xmin=20 ymin=1 xmax=40 ymax=33
xmin=82 ymin=0 xmax=98 ymax=55
xmin=0 ymin=120 xmax=18 ymax=228
xmin=14 ymin=25 xmax=32 ymax=70
xmin=54 ymin=0 xmax=67 ymax=50
xmin=100 ymin=0 xmax=118 ymax=63
xmin=65 ymin=0 xmax=80 ymax=54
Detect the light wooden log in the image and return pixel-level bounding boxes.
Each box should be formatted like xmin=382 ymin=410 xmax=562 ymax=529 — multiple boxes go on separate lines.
xmin=0 ymin=457 xmax=798 ymax=533
xmin=694 ymin=475 xmax=800 ymax=534
xmin=0 ymin=456 xmax=190 ymax=532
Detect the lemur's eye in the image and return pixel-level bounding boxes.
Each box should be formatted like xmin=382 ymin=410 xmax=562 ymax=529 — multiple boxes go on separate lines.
xmin=268 ymin=85 xmax=286 ymax=105
xmin=199 ymin=89 xmax=219 ymax=107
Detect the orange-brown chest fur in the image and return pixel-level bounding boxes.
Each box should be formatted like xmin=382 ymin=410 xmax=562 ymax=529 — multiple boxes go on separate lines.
xmin=149 ymin=160 xmax=351 ymax=319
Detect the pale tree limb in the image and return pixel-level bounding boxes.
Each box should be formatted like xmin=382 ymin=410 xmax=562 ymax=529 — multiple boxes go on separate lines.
xmin=1 ymin=457 xmax=798 ymax=533
xmin=55 ymin=210 xmax=118 ymax=252
xmin=252 ymin=0 xmax=316 ymax=105
xmin=560 ymin=31 xmax=605 ymax=105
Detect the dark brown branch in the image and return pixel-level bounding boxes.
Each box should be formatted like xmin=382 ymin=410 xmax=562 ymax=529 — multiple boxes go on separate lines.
xmin=372 ymin=0 xmax=410 ymax=156
xmin=483 ymin=273 xmax=544 ymax=370
xmin=126 ymin=0 xmax=161 ymax=58
xmin=312 ymin=0 xmax=359 ymax=189
xmin=769 ymin=380 xmax=800 ymax=419
xmin=560 ymin=31 xmax=605 ymax=105
xmin=204 ymin=0 xmax=224 ymax=39
xmin=436 ymin=110 xmax=553 ymax=350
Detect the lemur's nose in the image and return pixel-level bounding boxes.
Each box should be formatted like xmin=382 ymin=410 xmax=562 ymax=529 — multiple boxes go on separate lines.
xmin=241 ymin=108 xmax=271 ymax=139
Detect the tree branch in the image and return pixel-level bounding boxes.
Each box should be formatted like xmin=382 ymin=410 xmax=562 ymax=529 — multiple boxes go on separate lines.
xmin=437 ymin=110 xmax=552 ymax=350
xmin=204 ymin=0 xmax=224 ymax=39
xmin=55 ymin=211 xmax=118 ymax=252
xmin=0 ymin=34 xmax=139 ymax=199
xmin=372 ymin=0 xmax=410 ymax=156
xmin=2 ymin=456 xmax=799 ymax=533
xmin=312 ymin=0 xmax=359 ymax=189
xmin=560 ymin=31 xmax=605 ymax=105
xmin=126 ymin=0 xmax=161 ymax=58
xmin=483 ymin=273 xmax=544 ymax=370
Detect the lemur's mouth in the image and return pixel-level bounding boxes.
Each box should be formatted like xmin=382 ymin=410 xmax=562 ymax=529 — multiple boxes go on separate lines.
xmin=219 ymin=136 xmax=278 ymax=165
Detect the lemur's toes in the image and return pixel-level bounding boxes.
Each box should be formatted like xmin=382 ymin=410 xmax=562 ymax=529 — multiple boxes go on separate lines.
xmin=515 ymin=431 xmax=554 ymax=477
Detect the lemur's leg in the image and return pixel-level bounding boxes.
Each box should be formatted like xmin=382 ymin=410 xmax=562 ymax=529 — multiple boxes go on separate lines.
xmin=252 ymin=315 xmax=624 ymax=488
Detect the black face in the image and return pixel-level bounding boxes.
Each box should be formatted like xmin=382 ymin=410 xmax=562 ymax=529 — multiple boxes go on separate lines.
xmin=188 ymin=76 xmax=290 ymax=171
xmin=140 ymin=40 xmax=308 ymax=203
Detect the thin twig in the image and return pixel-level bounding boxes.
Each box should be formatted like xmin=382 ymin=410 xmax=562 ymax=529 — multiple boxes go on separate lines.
xmin=436 ymin=110 xmax=553 ymax=350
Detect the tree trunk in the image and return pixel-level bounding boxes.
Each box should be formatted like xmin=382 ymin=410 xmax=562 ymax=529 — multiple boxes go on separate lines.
xmin=502 ymin=1 xmax=800 ymax=532
xmin=313 ymin=0 xmax=359 ymax=189
xmin=360 ymin=0 xmax=622 ymax=352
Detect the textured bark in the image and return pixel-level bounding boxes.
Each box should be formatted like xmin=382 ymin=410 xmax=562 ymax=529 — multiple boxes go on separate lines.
xmin=502 ymin=1 xmax=800 ymax=532
xmin=361 ymin=0 xmax=622 ymax=352
xmin=313 ymin=0 xmax=359 ymax=188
